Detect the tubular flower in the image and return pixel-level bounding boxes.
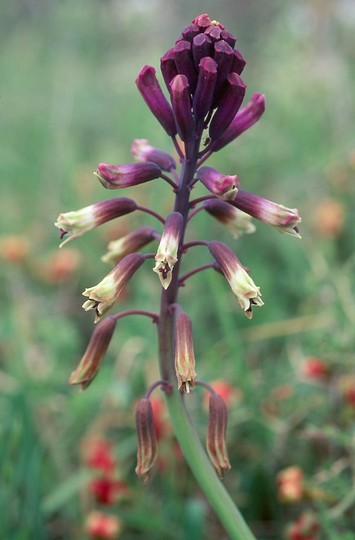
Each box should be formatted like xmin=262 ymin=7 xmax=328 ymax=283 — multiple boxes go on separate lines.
xmin=153 ymin=211 xmax=183 ymax=289
xmin=174 ymin=308 xmax=197 ymax=394
xmin=196 ymin=166 xmax=239 ymax=200
xmin=211 ymin=93 xmax=266 ymax=151
xmin=203 ymin=199 xmax=255 ymax=238
xmin=95 ymin=162 xmax=162 ymax=189
xmin=102 ymin=226 xmax=159 ymax=264
xmin=208 ymin=241 xmax=263 ymax=318
xmin=135 ymin=398 xmax=158 ymax=483
xmin=206 ymin=393 xmax=231 ymax=478
xmin=135 ymin=65 xmax=177 ymax=136
xmin=82 ymin=253 xmax=145 ymax=322
xmin=231 ymin=189 xmax=301 ymax=237
xmin=69 ymin=316 xmax=117 ymax=389
xmin=55 ymin=198 xmax=137 ymax=247
xmin=131 ymin=139 xmax=176 ymax=171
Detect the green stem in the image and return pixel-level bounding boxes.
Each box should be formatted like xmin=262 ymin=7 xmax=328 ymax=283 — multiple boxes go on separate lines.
xmin=157 ymin=136 xmax=256 ymax=540
xmin=166 ymin=386 xmax=256 ymax=540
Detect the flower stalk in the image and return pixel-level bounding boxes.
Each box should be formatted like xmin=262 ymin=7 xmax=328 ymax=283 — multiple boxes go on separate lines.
xmin=57 ymin=13 xmax=302 ymax=540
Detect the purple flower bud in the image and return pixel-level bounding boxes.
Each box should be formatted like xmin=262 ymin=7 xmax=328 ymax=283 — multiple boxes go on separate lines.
xmin=173 ymin=40 xmax=197 ymax=94
xmin=203 ymin=199 xmax=256 ymax=238
xmin=220 ymin=30 xmax=237 ymax=48
xmin=102 ymin=226 xmax=159 ymax=264
xmin=196 ymin=166 xmax=239 ymax=200
xmin=213 ymin=40 xmax=235 ymax=93
xmin=69 ymin=316 xmax=117 ymax=389
xmin=55 ymin=198 xmax=137 ymax=247
xmin=95 ymin=162 xmax=162 ymax=189
xmin=181 ymin=23 xmax=200 ymax=42
xmin=160 ymin=48 xmax=179 ymax=91
xmin=205 ymin=24 xmax=223 ymax=41
xmin=193 ymin=57 xmax=218 ymax=120
xmin=169 ymin=75 xmax=195 ymax=142
xmin=192 ymin=33 xmax=213 ymax=68
xmin=135 ymin=398 xmax=158 ymax=483
xmin=208 ymin=241 xmax=263 ymax=318
xmin=82 ymin=253 xmax=145 ymax=322
xmin=174 ymin=309 xmax=197 ymax=394
xmin=231 ymin=49 xmax=246 ymax=75
xmin=135 ymin=66 xmax=177 ymax=136
xmin=231 ymin=189 xmax=302 ymax=237
xmin=131 ymin=139 xmax=176 ymax=171
xmin=209 ymin=72 xmax=246 ymax=140
xmin=153 ymin=211 xmax=183 ymax=289
xmin=206 ymin=393 xmax=231 ymax=478
xmin=192 ymin=13 xmax=212 ymax=29
xmin=210 ymin=93 xmax=266 ymax=152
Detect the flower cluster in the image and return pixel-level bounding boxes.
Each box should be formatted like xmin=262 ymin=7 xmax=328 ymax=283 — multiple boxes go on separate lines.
xmin=56 ymin=13 xmax=301 ymax=487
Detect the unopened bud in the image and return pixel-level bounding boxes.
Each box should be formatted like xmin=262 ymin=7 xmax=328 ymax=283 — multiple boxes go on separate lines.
xmin=211 ymin=93 xmax=266 ymax=152
xmin=131 ymin=139 xmax=176 ymax=171
xmin=206 ymin=393 xmax=231 ymax=478
xmin=193 ymin=57 xmax=218 ymax=120
xmin=209 ymin=72 xmax=246 ymax=140
xmin=102 ymin=226 xmax=158 ymax=264
xmin=136 ymin=66 xmax=177 ymax=136
xmin=174 ymin=309 xmax=197 ymax=394
xmin=82 ymin=253 xmax=145 ymax=322
xmin=170 ymin=75 xmax=195 ymax=142
xmin=209 ymin=241 xmax=263 ymax=318
xmin=153 ymin=212 xmax=183 ymax=289
xmin=135 ymin=398 xmax=158 ymax=483
xmin=191 ymin=33 xmax=213 ymax=68
xmin=196 ymin=166 xmax=239 ymax=200
xmin=95 ymin=162 xmax=162 ymax=189
xmin=69 ymin=316 xmax=117 ymax=389
xmin=173 ymin=40 xmax=197 ymax=94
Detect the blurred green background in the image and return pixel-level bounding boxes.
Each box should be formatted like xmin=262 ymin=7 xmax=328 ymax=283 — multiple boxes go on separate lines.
xmin=1 ymin=0 xmax=355 ymax=538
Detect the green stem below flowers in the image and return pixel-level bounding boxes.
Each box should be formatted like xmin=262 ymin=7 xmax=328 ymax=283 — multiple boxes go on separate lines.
xmin=157 ymin=137 xmax=256 ymax=540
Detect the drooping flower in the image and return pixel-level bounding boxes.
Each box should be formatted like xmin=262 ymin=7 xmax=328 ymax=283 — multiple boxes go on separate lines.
xmin=206 ymin=393 xmax=231 ymax=478
xmin=153 ymin=212 xmax=183 ymax=289
xmin=174 ymin=308 xmax=197 ymax=393
xmin=231 ymin=189 xmax=301 ymax=238
xmin=102 ymin=226 xmax=159 ymax=264
xmin=55 ymin=198 xmax=137 ymax=247
xmin=82 ymin=253 xmax=145 ymax=322
xmin=135 ymin=398 xmax=158 ymax=483
xmin=203 ymin=199 xmax=255 ymax=238
xmin=208 ymin=241 xmax=263 ymax=318
xmin=69 ymin=316 xmax=117 ymax=389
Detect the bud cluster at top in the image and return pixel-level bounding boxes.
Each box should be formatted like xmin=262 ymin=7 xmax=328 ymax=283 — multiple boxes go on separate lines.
xmin=137 ymin=13 xmax=248 ymax=148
